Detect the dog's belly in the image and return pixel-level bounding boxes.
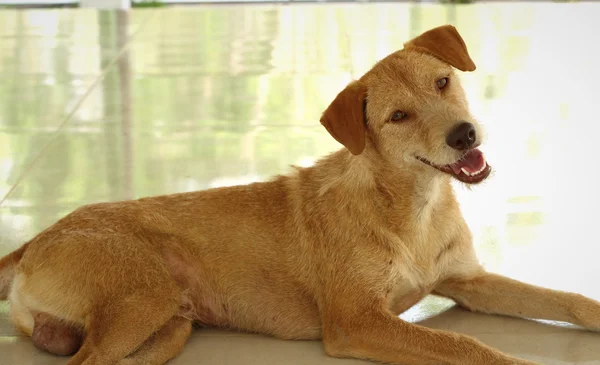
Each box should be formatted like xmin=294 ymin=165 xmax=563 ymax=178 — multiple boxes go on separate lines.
xmin=183 ymin=284 xmax=323 ymax=340
xmin=163 ymin=247 xmax=322 ymax=340
xmin=213 ymin=290 xmax=322 ymax=340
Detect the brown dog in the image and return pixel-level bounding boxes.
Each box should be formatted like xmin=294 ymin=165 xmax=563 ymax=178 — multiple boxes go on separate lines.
xmin=1 ymin=25 xmax=599 ymax=365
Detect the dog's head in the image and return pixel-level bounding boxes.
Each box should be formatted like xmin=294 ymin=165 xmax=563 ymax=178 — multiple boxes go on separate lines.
xmin=320 ymin=25 xmax=490 ymax=184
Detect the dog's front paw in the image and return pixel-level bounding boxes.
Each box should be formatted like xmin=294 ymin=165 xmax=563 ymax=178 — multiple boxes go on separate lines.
xmin=493 ymin=354 xmax=543 ymax=365
xmin=570 ymin=293 xmax=600 ymax=331
xmin=503 ymin=357 xmax=542 ymax=365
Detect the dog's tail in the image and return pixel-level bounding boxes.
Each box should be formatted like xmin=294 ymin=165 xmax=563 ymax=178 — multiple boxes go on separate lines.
xmin=0 ymin=242 xmax=29 ymax=300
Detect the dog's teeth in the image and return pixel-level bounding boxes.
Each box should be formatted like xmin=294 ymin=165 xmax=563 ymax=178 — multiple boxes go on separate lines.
xmin=466 ymin=161 xmax=488 ymax=176
xmin=476 ymin=161 xmax=487 ymax=174
xmin=460 ymin=167 xmax=471 ymax=176
xmin=479 ymin=161 xmax=487 ymax=173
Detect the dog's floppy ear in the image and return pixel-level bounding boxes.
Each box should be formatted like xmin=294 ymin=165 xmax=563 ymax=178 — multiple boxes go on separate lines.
xmin=404 ymin=25 xmax=476 ymax=72
xmin=320 ymin=81 xmax=368 ymax=156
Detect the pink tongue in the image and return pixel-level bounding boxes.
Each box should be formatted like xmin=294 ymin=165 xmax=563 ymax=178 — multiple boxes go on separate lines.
xmin=450 ymin=149 xmax=485 ymax=174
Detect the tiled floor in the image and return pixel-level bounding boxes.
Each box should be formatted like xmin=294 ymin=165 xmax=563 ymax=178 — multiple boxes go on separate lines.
xmin=1 ymin=2 xmax=600 ymax=365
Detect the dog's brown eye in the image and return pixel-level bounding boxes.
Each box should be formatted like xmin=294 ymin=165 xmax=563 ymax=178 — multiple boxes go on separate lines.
xmin=436 ymin=77 xmax=448 ymax=89
xmin=390 ymin=110 xmax=407 ymax=122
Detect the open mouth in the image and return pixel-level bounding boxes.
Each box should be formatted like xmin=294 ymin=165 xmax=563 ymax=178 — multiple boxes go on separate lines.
xmin=417 ymin=148 xmax=491 ymax=184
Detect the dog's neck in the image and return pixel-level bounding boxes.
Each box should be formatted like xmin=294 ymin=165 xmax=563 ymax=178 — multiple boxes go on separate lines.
xmin=371 ymin=153 xmax=451 ymax=218
xmin=315 ymin=149 xmax=453 ymax=219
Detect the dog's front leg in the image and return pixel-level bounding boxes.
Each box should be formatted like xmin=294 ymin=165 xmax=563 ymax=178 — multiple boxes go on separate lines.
xmin=434 ymin=271 xmax=600 ymax=330
xmin=321 ymin=299 xmax=539 ymax=365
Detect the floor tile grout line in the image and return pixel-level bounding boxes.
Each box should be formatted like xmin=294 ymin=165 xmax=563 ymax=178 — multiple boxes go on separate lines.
xmin=0 ymin=9 xmax=158 ymax=208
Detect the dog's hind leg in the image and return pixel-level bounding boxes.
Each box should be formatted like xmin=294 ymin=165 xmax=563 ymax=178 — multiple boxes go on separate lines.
xmin=117 ymin=316 xmax=192 ymax=365
xmin=66 ymin=291 xmax=181 ymax=365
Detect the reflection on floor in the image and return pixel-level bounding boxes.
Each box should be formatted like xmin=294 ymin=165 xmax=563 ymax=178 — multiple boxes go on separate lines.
xmin=1 ymin=3 xmax=600 ymax=365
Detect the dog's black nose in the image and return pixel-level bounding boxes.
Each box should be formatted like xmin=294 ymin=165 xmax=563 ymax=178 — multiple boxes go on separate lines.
xmin=446 ymin=122 xmax=476 ymax=151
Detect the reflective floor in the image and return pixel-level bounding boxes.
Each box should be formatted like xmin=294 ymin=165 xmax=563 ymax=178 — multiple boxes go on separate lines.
xmin=1 ymin=3 xmax=600 ymax=365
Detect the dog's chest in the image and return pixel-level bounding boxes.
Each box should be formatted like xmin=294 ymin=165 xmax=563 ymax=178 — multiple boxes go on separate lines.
xmin=387 ymin=238 xmax=447 ymax=292
xmin=383 ymin=211 xmax=461 ymax=312
xmin=384 ymin=243 xmax=449 ymax=315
